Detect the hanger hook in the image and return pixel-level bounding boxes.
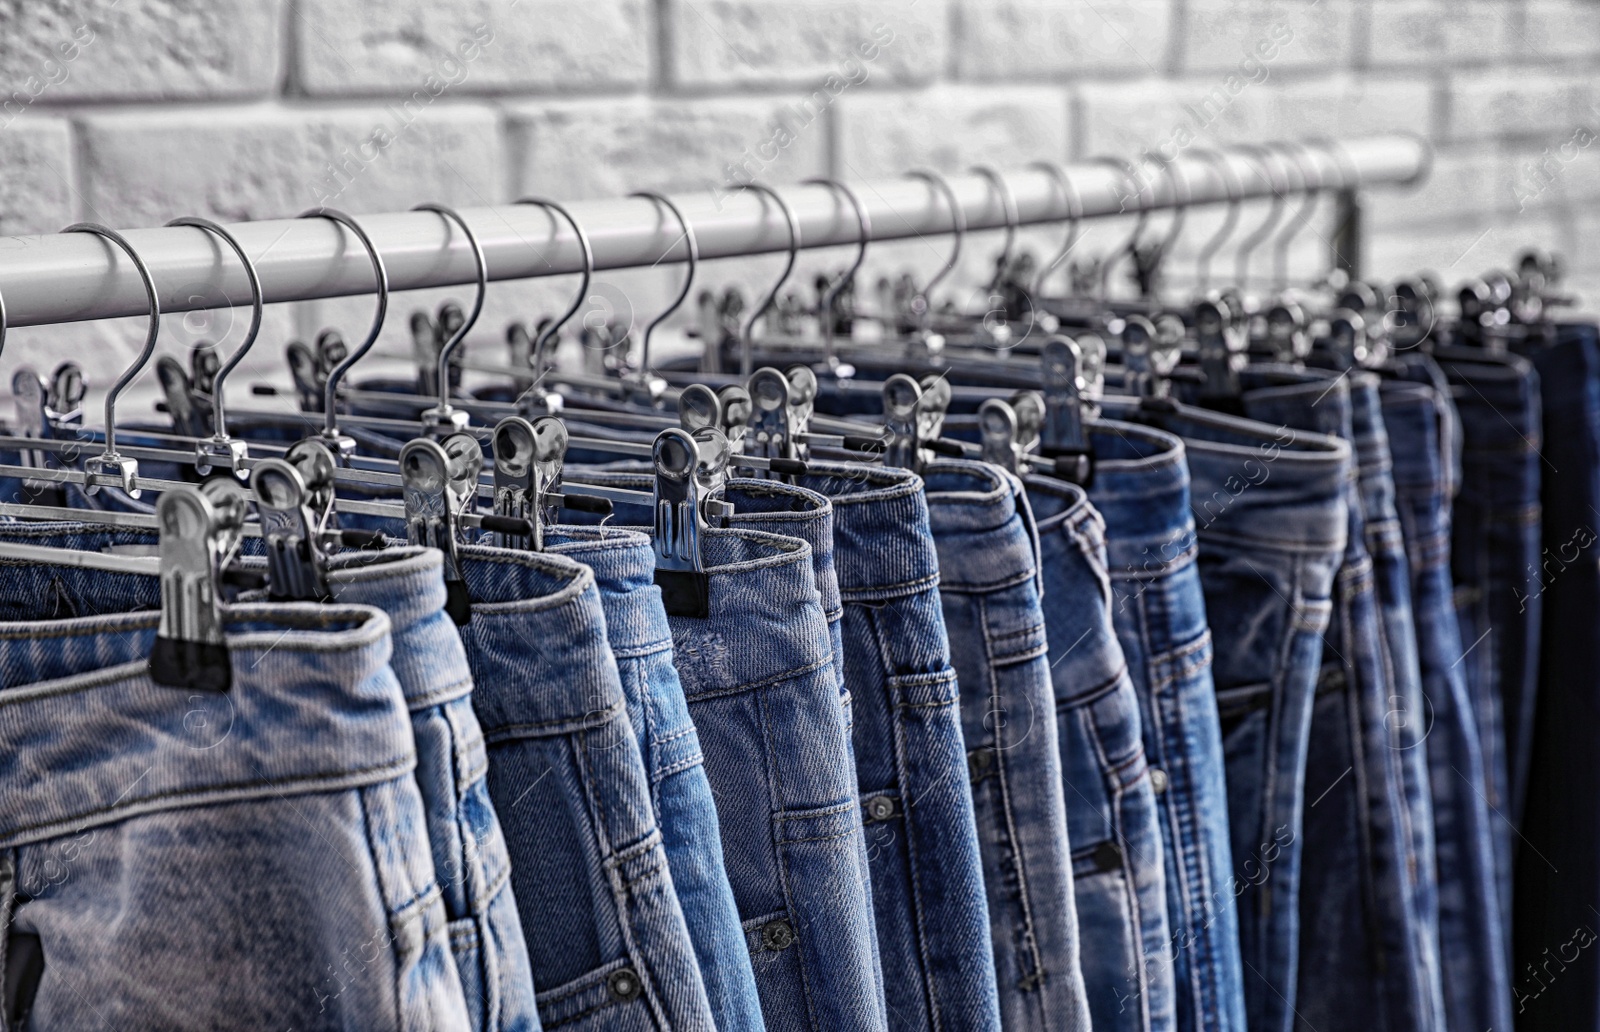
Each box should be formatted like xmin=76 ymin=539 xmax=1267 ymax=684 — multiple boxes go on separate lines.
xmin=629 ymin=190 xmax=699 ymax=379
xmin=802 ymin=177 xmax=871 ymax=371
xmin=904 ymin=168 xmax=966 ymax=319
xmin=163 ymin=217 xmax=263 ymax=450
xmin=1188 ymin=148 xmax=1243 ymax=294
xmin=297 ymin=207 xmax=389 ymax=442
xmin=734 ymin=182 xmax=802 ymax=379
xmin=515 ymin=197 xmax=594 ymax=387
xmin=1149 ymin=149 xmax=1191 ymax=260
xmin=969 ymin=165 xmax=1019 ymax=279
xmin=1086 ymin=156 xmax=1152 ymax=299
xmin=1228 ymin=145 xmax=1287 ymax=289
xmin=1028 ymin=160 xmax=1084 ymax=297
xmin=412 ymin=203 xmax=487 ymax=425
xmin=62 ymin=222 xmax=160 ymax=469
xmin=1305 ymin=138 xmax=1362 ymax=279
xmin=1268 ymin=142 xmax=1322 ymax=291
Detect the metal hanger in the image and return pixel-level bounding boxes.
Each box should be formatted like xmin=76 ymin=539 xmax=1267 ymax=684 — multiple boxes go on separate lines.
xmin=801 ymin=177 xmax=870 ymax=373
xmin=904 ymin=169 xmax=965 ymax=342
xmin=165 ymin=216 xmax=265 ymax=478
xmin=970 ymin=165 xmax=1019 ymax=288
xmin=734 ymin=182 xmax=802 ymax=378
xmin=512 ymin=196 xmax=593 ymax=414
xmin=629 ymin=190 xmax=700 ymax=392
xmin=1085 ymin=156 xmax=1152 ymax=300
xmin=1028 ymin=160 xmax=1085 ymax=298
xmin=1190 ymin=148 xmax=1244 ymax=297
xmin=1268 ymin=142 xmax=1323 ymax=293
xmin=651 ymin=425 xmax=735 ymax=617
xmin=414 ymin=203 xmax=487 ymax=437
xmin=1229 ymin=145 xmax=1287 ymax=291
xmin=1132 ymin=149 xmax=1191 ymax=302
xmin=298 ymin=207 xmax=389 ymax=460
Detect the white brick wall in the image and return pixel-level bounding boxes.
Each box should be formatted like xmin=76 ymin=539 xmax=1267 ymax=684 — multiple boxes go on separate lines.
xmin=0 ymin=0 xmax=1598 ymax=384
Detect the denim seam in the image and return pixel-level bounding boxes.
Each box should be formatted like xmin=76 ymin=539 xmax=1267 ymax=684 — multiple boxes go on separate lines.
xmin=763 ymin=675 xmax=822 ymax=1031
xmin=608 ymin=639 xmax=674 ymax=660
xmin=406 ymin=677 xmax=474 ymax=712
xmin=1054 ymin=664 xmax=1128 ymax=710
xmin=3 ymin=756 xmax=417 ymax=846
xmin=1145 ymin=632 xmax=1215 ymax=693
xmin=652 ymin=723 xmax=698 ymax=747
xmin=838 ymin=570 xmax=942 ymax=601
xmin=679 ymin=653 xmax=834 ymax=704
xmin=481 ymin=701 xmax=627 ymax=741
xmin=1107 ymin=539 xmax=1200 ymax=582
xmin=937 ymin=565 xmax=1037 ymax=595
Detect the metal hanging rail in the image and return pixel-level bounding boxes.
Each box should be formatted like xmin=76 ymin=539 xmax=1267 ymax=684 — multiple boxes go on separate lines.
xmin=0 ymin=134 xmax=1427 ymax=329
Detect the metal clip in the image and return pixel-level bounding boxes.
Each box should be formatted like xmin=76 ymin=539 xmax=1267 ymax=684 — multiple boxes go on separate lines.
xmin=882 ymin=374 xmax=922 ymax=472
xmin=917 ymin=374 xmax=951 ymax=448
xmin=717 ymin=384 xmax=752 ymax=451
xmin=157 ymin=355 xmax=203 ymax=438
xmin=286 ymin=340 xmax=324 ymax=413
xmin=1010 ymin=390 xmax=1045 ymax=454
xmin=401 ymin=437 xmax=477 ymax=624
xmin=251 ymin=441 xmax=336 ymax=602
xmin=491 ymin=415 xmax=567 ymax=551
xmin=678 ymin=383 xmax=722 ymax=435
xmin=979 ymin=398 xmax=1022 ymax=473
xmin=786 ymin=365 xmax=817 ymax=455
xmin=1323 ymin=308 xmax=1369 ymax=371
xmin=1039 ymin=336 xmax=1094 ymax=482
xmin=150 ymin=479 xmax=248 ymax=692
xmin=1264 ymin=301 xmax=1309 ymax=365
xmin=48 ymin=363 xmax=87 ymax=427
xmin=1123 ymin=315 xmax=1179 ymax=403
xmin=1196 ymin=299 xmax=1245 ymax=404
xmin=652 ymin=428 xmax=721 ymax=617
xmin=746 ymin=367 xmax=793 ymax=474
xmin=11 ymin=366 xmax=50 ymax=468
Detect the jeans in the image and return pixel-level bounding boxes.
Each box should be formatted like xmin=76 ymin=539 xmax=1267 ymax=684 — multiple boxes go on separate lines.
xmin=1511 ymin=322 xmax=1600 ymax=1029
xmin=1081 ymin=413 xmax=1246 ymax=1032
xmin=0 ymin=525 xmax=534 ymax=1031
xmin=1098 ymin=397 xmax=1346 ymax=1032
xmin=1381 ymin=377 xmax=1512 ymax=1032
xmin=1025 ymin=475 xmax=1175 ymax=1032
xmin=1434 ymin=345 xmax=1543 ymax=937
xmin=1210 ymin=371 xmax=1442 ymax=1032
xmin=0 ymin=560 xmax=470 ymax=1030
xmin=541 ymin=525 xmax=766 ymax=1032
xmin=924 ymin=459 xmax=1092 ymax=1032
xmin=457 ymin=544 xmax=718 ymax=1031
xmin=664 ymin=527 xmax=888 ymax=1032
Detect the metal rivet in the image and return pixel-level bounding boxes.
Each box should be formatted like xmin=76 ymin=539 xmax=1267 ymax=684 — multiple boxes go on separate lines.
xmin=608 ymin=967 xmax=642 ymax=1001
xmin=1149 ymin=767 xmax=1168 ymax=795
xmin=865 ymin=795 xmax=897 ymax=822
xmin=1094 ymin=840 xmax=1124 ymax=872
xmin=762 ymin=919 xmax=796 ymax=951
xmin=967 ymin=747 xmax=995 ymax=782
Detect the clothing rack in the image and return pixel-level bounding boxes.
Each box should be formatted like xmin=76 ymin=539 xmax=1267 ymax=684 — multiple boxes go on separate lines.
xmin=0 ymin=133 xmax=1429 ymax=330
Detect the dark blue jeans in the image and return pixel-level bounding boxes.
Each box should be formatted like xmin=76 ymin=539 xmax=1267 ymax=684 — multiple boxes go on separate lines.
xmin=1435 ymin=345 xmax=1543 ymax=940
xmin=1026 ymin=475 xmax=1175 ymax=1032
xmin=1512 ymin=322 xmax=1600 ymax=1029
xmin=925 ymin=459 xmax=1091 ymax=1031
xmin=1100 ymin=395 xmax=1346 ymax=1032
xmin=1381 ymin=375 xmax=1511 ymax=1032
xmin=1083 ymin=414 xmax=1248 ymax=1032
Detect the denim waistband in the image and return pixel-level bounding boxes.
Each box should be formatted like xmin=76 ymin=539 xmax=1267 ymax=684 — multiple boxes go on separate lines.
xmin=1231 ymin=364 xmax=1355 ymax=443
xmin=541 ymin=525 xmax=671 ymax=656
xmin=922 ymin=458 xmax=1042 ymax=593
xmin=1435 ymin=346 xmax=1544 ymax=458
xmin=1347 ymin=373 xmax=1394 ymax=481
xmin=1380 ymin=382 xmax=1447 ymax=500
xmin=1099 ymin=398 xmax=1350 ymax=555
xmin=1022 ymin=474 xmax=1124 ymax=692
xmin=0 ymin=601 xmax=411 ymax=848
xmin=795 ymin=461 xmax=940 ymax=602
xmin=722 ymin=477 xmax=841 ymax=623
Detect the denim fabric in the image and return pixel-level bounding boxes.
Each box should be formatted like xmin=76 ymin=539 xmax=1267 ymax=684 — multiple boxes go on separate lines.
xmin=924 ymin=459 xmax=1092 ymax=1032
xmin=1511 ymin=322 xmax=1600 ymax=1029
xmin=1200 ymin=372 xmax=1440 ymax=1032
xmin=1096 ymin=397 xmax=1345 ymax=1032
xmin=1025 ymin=475 xmax=1175 ymax=1032
xmin=0 ymin=526 xmax=537 ymax=1030
xmin=1434 ymin=346 xmax=1542 ymax=936
xmin=662 ymin=527 xmax=888 ymax=1032
xmin=457 ymin=544 xmax=717 ymax=1031
xmin=542 ymin=525 xmax=766 ymax=1032
xmin=0 ymin=573 xmax=471 ymax=1030
xmin=1381 ymin=378 xmax=1512 ymax=1032
xmin=1078 ymin=413 xmax=1245 ymax=1032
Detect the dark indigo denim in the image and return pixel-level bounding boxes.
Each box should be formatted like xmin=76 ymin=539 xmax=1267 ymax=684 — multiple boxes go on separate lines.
xmin=457 ymin=544 xmax=718 ymax=1031
xmin=924 ymin=459 xmax=1092 ymax=1032
xmin=1078 ymin=413 xmax=1244 ymax=1032
xmin=1025 ymin=475 xmax=1176 ymax=1032
xmin=1381 ymin=378 xmax=1513 ymax=1032
xmin=1511 ymin=322 xmax=1600 ymax=1030
xmin=542 ymin=525 xmax=767 ymax=1032
xmin=662 ymin=527 xmax=888 ymax=1032
xmin=1434 ymin=346 xmax=1542 ymax=937
xmin=0 ymin=526 xmax=537 ymax=1031
xmin=0 ymin=572 xmax=472 ymax=1029
xmin=1097 ymin=396 xmax=1346 ymax=1032
xmin=1197 ymin=371 xmax=1441 ymax=1032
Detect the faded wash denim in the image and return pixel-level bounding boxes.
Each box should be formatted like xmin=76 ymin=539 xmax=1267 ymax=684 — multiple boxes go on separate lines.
xmin=924 ymin=459 xmax=1092 ymax=1032
xmin=541 ymin=525 xmax=766 ymax=1032
xmin=0 ymin=558 xmax=470 ymax=1030
xmin=1025 ymin=475 xmax=1175 ymax=1032
xmin=457 ymin=544 xmax=718 ymax=1031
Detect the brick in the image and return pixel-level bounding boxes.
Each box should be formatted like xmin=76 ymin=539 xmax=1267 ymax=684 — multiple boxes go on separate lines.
xmin=508 ymin=96 xmax=829 ymax=202
xmin=1445 ymin=69 xmax=1594 ymax=141
xmin=77 ymin=104 xmax=503 ymax=228
xmin=294 ymin=0 xmax=648 ymax=96
xmin=1520 ymin=0 xmax=1600 ymax=62
xmin=1180 ymin=0 xmax=1356 ymax=74
xmin=951 ymin=0 xmax=1173 ymax=80
xmin=1366 ymin=147 xmax=1498 ymax=228
xmin=836 ymin=84 xmax=1069 ymax=179
xmin=1498 ymin=131 xmax=1600 ymax=216
xmin=1230 ymin=73 xmax=1434 ymax=139
xmin=1367 ymin=212 xmax=1567 ymax=282
xmin=0 ymin=0 xmax=279 ymax=103
xmin=664 ymin=0 xmax=946 ymax=90
xmin=1364 ymin=0 xmax=1517 ymax=67
xmin=0 ymin=115 xmax=76 ymax=235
